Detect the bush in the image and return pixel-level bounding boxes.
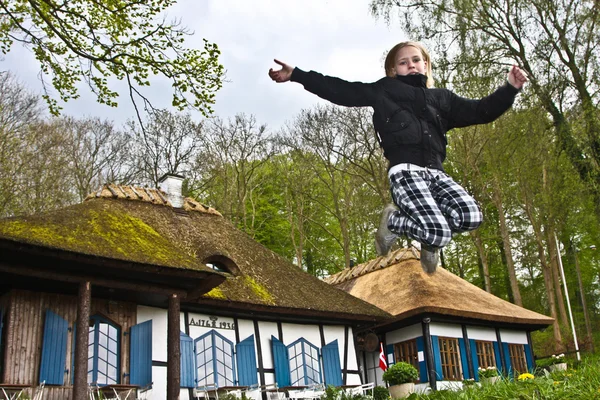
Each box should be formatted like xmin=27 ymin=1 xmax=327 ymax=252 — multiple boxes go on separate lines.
xmin=382 ymin=362 xmax=419 ymax=385
xmin=373 ymin=385 xmax=389 ymax=400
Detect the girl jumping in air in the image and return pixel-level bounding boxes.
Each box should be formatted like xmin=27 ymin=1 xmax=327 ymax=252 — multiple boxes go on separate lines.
xmin=268 ymin=41 xmax=527 ymax=273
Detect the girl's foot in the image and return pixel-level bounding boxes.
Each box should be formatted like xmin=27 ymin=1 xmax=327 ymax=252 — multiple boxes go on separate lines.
xmin=420 ymin=244 xmax=439 ymax=273
xmin=375 ymin=204 xmax=399 ymax=256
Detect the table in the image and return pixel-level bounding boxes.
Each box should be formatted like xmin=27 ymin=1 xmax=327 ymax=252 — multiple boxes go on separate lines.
xmin=97 ymin=384 xmax=140 ymax=400
xmin=206 ymin=385 xmax=249 ymax=398
xmin=0 ymin=384 xmax=29 ymax=400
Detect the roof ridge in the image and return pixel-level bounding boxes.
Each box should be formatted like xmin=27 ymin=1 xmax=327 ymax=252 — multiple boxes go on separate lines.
xmin=85 ymin=184 xmax=222 ymax=216
xmin=324 ymin=247 xmax=420 ymax=285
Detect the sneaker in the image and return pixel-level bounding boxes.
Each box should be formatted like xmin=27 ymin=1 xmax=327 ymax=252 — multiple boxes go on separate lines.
xmin=420 ymin=244 xmax=439 ymax=273
xmin=375 ymin=204 xmax=399 ymax=256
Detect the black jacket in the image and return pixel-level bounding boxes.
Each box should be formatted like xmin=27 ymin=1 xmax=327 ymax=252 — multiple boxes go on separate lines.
xmin=290 ymin=68 xmax=519 ymax=171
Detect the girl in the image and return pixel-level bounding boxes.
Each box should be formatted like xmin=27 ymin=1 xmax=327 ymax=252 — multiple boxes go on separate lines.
xmin=268 ymin=41 xmax=527 ymax=273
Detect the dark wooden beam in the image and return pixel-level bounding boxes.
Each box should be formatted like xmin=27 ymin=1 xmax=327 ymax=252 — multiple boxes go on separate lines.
xmin=73 ymin=281 xmax=91 ymax=400
xmin=422 ymin=318 xmax=437 ymax=391
xmin=167 ymin=294 xmax=181 ymax=400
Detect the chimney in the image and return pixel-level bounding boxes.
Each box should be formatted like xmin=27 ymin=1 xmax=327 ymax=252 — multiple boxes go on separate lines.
xmin=158 ymin=173 xmax=185 ymax=208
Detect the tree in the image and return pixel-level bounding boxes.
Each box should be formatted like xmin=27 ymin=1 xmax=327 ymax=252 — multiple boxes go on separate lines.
xmin=0 ymin=0 xmax=224 ymax=117
xmin=128 ymin=109 xmax=204 ymax=187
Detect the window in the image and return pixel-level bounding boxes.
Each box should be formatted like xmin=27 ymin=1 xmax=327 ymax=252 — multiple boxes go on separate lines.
xmin=202 ymin=255 xmax=240 ymax=275
xmin=475 ymin=340 xmax=496 ymax=369
xmin=438 ymin=337 xmax=462 ymax=381
xmin=88 ymin=315 xmax=120 ymax=385
xmin=195 ymin=330 xmax=235 ymax=387
xmin=394 ymin=339 xmax=419 ymax=381
xmin=508 ymin=344 xmax=527 ymax=374
xmin=287 ymin=339 xmax=321 ymax=386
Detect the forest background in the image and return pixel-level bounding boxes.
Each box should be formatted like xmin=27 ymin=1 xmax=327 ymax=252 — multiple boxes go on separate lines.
xmin=1 ymin=0 xmax=599 ymax=357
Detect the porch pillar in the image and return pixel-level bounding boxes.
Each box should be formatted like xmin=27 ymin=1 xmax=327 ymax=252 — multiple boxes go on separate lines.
xmin=421 ymin=318 xmax=437 ymax=391
xmin=73 ymin=281 xmax=91 ymax=400
xmin=167 ymin=293 xmax=181 ymax=400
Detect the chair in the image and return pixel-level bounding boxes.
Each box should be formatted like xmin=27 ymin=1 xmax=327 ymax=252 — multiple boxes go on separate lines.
xmin=32 ymin=381 xmax=45 ymax=400
xmin=195 ymin=383 xmax=220 ymax=400
xmin=300 ymin=383 xmax=325 ymax=400
xmin=259 ymin=383 xmax=283 ymax=400
xmin=89 ymin=383 xmax=100 ymax=400
xmin=137 ymin=383 xmax=153 ymax=400
xmin=348 ymin=383 xmax=374 ymax=398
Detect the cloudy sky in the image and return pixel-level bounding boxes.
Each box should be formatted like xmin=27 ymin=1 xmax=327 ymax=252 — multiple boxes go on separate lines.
xmin=3 ymin=0 xmax=407 ymax=131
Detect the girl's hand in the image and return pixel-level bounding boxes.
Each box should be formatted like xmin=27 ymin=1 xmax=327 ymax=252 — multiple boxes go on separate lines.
xmin=508 ymin=65 xmax=528 ymax=89
xmin=268 ymin=59 xmax=294 ymax=83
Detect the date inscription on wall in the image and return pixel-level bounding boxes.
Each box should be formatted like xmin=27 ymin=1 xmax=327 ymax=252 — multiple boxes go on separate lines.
xmin=189 ymin=315 xmax=235 ymax=330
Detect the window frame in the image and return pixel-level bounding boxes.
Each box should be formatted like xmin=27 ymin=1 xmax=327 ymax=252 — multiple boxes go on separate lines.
xmin=508 ymin=343 xmax=527 ymax=375
xmin=194 ymin=330 xmax=236 ymax=387
xmin=286 ymin=338 xmax=322 ymax=386
xmin=88 ymin=314 xmax=121 ymax=386
xmin=394 ymin=339 xmax=420 ymax=382
xmin=438 ymin=337 xmax=462 ymax=381
xmin=475 ymin=340 xmax=496 ymax=369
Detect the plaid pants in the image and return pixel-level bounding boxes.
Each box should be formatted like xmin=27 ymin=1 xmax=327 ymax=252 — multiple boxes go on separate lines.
xmin=388 ymin=168 xmax=483 ymax=248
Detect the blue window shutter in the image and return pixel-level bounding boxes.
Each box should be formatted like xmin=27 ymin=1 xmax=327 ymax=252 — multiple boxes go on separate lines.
xmin=181 ymin=332 xmax=195 ymax=388
xmin=321 ymin=340 xmax=342 ymax=387
xmin=493 ymin=342 xmax=502 ymax=375
xmin=271 ymin=336 xmax=290 ymax=387
xmin=431 ymin=336 xmax=443 ymax=380
xmin=415 ymin=337 xmax=427 ymax=383
xmin=458 ymin=338 xmax=469 ymax=380
xmin=503 ymin=343 xmax=512 ymax=377
xmin=469 ymin=340 xmax=479 ymax=381
xmin=236 ymin=335 xmax=258 ymax=386
xmin=130 ymin=320 xmax=152 ymax=387
xmin=524 ymin=344 xmax=533 ymax=372
xmin=39 ymin=310 xmax=68 ymax=385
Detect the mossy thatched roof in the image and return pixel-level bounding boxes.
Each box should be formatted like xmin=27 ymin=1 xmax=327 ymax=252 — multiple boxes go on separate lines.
xmin=325 ymin=247 xmax=554 ymax=328
xmin=0 ymin=185 xmax=390 ymax=321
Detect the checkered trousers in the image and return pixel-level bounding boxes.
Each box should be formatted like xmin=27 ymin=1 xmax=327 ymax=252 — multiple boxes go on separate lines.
xmin=387 ymin=169 xmax=483 ymax=248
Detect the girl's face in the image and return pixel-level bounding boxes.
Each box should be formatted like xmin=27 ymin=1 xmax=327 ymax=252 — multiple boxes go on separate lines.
xmin=393 ymin=46 xmax=427 ymax=76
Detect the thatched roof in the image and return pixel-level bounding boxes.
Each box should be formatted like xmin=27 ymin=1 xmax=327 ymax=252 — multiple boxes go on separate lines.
xmin=325 ymin=247 xmax=553 ymax=327
xmin=0 ymin=184 xmax=390 ymax=321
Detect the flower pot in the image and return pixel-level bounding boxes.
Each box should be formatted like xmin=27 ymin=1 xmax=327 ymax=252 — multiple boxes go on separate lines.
xmin=388 ymin=383 xmax=415 ymax=399
xmin=481 ymin=376 xmax=500 ymax=384
xmin=549 ymin=362 xmax=567 ymax=372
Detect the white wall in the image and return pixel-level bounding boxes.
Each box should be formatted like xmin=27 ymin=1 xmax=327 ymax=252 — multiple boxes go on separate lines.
xmin=138 ymin=306 xmax=359 ymax=400
xmin=466 ymin=326 xmax=496 ymax=341
xmin=429 ymin=322 xmax=463 ymax=337
xmin=499 ymin=329 xmax=528 ymax=344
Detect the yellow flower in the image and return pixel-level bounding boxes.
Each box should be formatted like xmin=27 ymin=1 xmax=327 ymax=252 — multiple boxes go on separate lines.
xmin=518 ymin=373 xmax=535 ymax=381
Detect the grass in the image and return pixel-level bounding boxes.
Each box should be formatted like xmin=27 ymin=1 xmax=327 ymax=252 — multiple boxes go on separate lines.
xmin=408 ymin=354 xmax=600 ymax=399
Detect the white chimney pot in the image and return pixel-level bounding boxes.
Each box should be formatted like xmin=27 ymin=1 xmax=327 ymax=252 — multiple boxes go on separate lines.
xmin=158 ymin=174 xmax=185 ymax=208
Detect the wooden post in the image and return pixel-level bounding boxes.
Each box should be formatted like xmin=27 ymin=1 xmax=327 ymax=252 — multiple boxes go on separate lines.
xmin=73 ymin=281 xmax=91 ymax=400
xmin=421 ymin=318 xmax=437 ymax=391
xmin=461 ymin=325 xmax=474 ymax=379
xmin=167 ymin=293 xmax=181 ymax=400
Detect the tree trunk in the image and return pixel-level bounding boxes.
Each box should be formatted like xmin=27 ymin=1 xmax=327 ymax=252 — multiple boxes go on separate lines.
xmin=547 ymin=230 xmax=569 ymax=327
xmin=470 ymin=230 xmax=491 ymax=292
xmin=492 ymin=179 xmax=522 ymax=306
xmin=573 ymin=246 xmax=594 ymax=353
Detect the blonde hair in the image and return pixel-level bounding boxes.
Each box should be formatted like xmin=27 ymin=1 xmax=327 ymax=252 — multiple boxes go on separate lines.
xmin=384 ymin=41 xmax=434 ymax=88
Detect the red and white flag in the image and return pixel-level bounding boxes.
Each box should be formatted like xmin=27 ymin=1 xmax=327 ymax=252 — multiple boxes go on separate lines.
xmin=379 ymin=342 xmax=388 ymax=371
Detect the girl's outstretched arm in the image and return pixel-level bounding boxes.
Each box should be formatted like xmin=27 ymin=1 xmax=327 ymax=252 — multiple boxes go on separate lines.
xmin=268 ymin=59 xmax=294 ymax=83
xmin=507 ymin=65 xmax=528 ymax=89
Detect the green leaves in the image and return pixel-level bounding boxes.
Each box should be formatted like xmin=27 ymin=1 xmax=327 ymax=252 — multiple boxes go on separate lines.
xmin=0 ymin=0 xmax=224 ymax=116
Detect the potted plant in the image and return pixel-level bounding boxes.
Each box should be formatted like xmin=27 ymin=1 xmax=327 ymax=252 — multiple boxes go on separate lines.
xmin=478 ymin=366 xmax=500 ymax=384
xmin=548 ymin=353 xmax=567 ymax=372
xmin=382 ymin=362 xmax=419 ymax=399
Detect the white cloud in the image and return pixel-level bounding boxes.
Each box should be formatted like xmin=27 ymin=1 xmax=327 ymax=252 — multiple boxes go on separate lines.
xmin=1 ymin=0 xmax=408 ymax=130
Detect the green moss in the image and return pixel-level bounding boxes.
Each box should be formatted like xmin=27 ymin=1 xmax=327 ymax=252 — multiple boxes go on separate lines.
xmin=205 ymin=287 xmax=227 ymax=299
xmin=0 ymin=204 xmax=202 ymax=270
xmin=243 ymin=276 xmax=275 ymax=304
